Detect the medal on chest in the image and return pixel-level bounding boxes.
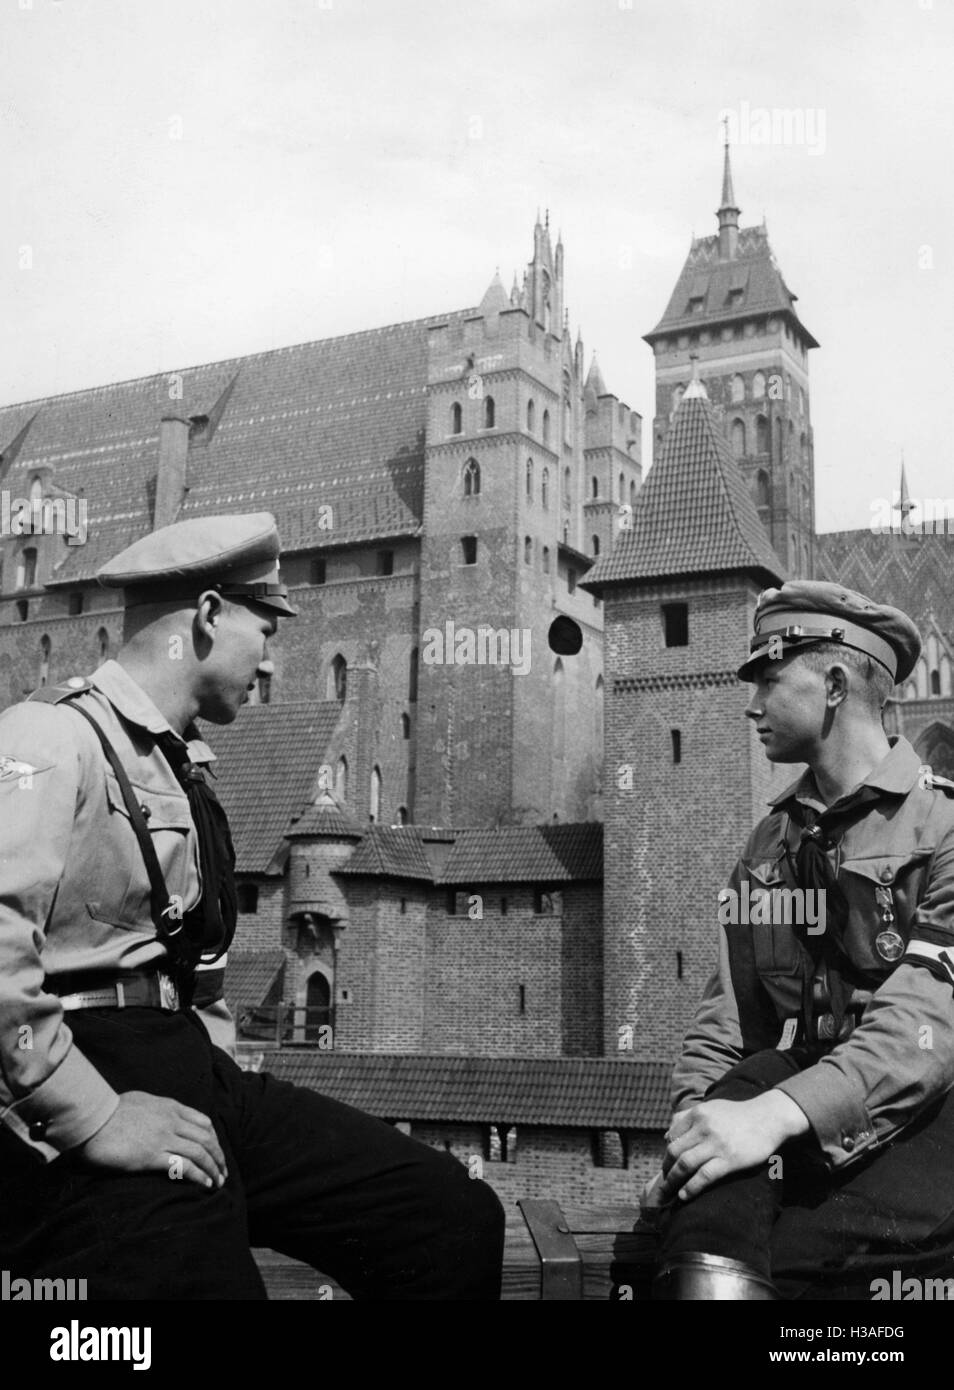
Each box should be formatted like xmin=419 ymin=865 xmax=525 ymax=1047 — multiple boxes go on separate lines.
xmin=874 ymin=885 xmax=904 ymax=962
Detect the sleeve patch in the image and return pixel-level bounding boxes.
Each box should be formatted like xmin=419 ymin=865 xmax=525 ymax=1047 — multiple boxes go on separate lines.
xmin=905 ymin=939 xmax=954 ymax=986
xmin=0 ymin=755 xmax=48 ymax=784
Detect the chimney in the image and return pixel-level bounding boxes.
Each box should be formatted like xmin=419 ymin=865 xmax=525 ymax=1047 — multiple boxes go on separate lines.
xmin=154 ymin=415 xmax=190 ymax=529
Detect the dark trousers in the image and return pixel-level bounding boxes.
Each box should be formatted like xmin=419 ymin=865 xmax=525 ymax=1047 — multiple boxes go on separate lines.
xmin=0 ymin=1008 xmax=505 ymax=1300
xmin=660 ymin=1049 xmax=954 ymax=1300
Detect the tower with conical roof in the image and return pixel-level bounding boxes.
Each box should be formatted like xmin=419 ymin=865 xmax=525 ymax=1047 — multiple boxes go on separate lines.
xmin=644 ymin=138 xmax=819 ymax=579
xmin=582 ymin=374 xmax=786 ymax=1060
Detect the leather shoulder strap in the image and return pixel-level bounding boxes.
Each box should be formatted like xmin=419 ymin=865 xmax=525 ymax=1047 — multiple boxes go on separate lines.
xmin=59 ymin=701 xmax=180 ymax=950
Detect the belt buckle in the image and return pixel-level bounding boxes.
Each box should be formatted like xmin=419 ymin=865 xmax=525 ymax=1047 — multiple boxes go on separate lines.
xmin=157 ymin=972 xmax=179 ymax=1011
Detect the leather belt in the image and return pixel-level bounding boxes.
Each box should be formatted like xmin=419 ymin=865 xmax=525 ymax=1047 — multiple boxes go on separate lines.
xmin=46 ymin=969 xmax=180 ymax=1013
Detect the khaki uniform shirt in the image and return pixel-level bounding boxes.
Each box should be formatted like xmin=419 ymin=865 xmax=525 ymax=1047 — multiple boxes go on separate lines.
xmin=0 ymin=660 xmax=233 ymax=1163
xmin=673 ymin=737 xmax=954 ymax=1170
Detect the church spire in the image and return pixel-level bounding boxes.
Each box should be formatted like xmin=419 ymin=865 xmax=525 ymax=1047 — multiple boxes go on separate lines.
xmin=894 ymin=453 xmax=916 ymax=520
xmin=717 ymin=119 xmax=741 ymax=259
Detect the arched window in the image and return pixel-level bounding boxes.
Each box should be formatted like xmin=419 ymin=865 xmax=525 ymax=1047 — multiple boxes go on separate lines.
xmin=395 ymin=805 xmax=408 ymax=826
xmin=563 ymin=467 xmax=571 ymax=506
xmin=542 ymin=545 xmax=550 ymax=574
xmin=335 ymin=756 xmax=348 ymax=801
xmin=370 ymin=765 xmax=382 ymax=823
xmin=463 ymin=458 xmax=480 ymax=496
xmin=451 ymin=402 xmax=462 ymax=434
xmin=541 ymin=468 xmax=549 ymax=509
xmin=97 ymin=627 xmax=110 ymax=662
xmin=671 ymin=384 xmax=685 ymax=414
xmin=400 ymin=713 xmax=410 ymax=740
xmin=527 ymin=399 xmax=535 ymax=432
xmin=730 ymin=419 xmax=746 ymax=458
xmin=16 ymin=547 xmax=37 ymax=590
xmin=38 ymin=634 xmax=51 ymax=687
xmin=542 ymin=410 xmax=550 ymax=446
xmin=408 ymin=646 xmax=419 ymax=702
xmin=553 ymin=658 xmax=565 ymax=758
xmin=526 ymin=458 xmax=533 ymax=501
xmin=483 ymin=396 xmax=495 ymax=429
xmin=629 ymin=479 xmax=637 ymax=508
xmin=305 ymin=972 xmax=332 ymax=1039
xmin=755 ymin=469 xmax=771 ymax=511
xmin=29 ymin=476 xmax=43 ymax=505
xmin=595 ymin=674 xmax=604 ymax=751
xmin=755 ymin=415 xmax=769 ymax=454
xmin=730 ymin=374 xmax=745 ymax=403
xmin=524 ymin=535 xmax=532 ymax=565
xmin=329 ymin=654 xmax=347 ymax=703
xmin=753 ymin=371 xmax=766 ymax=400
xmin=592 ymin=535 xmax=600 ymax=557
xmin=591 ymin=476 xmax=598 ymax=499
xmin=931 ymin=670 xmax=942 ymax=696
xmin=618 ymin=472 xmax=625 ymax=502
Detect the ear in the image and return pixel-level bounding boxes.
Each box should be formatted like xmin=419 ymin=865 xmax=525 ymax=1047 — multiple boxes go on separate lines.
xmin=824 ymin=662 xmax=850 ymax=707
xmin=195 ymin=589 xmax=225 ymax=640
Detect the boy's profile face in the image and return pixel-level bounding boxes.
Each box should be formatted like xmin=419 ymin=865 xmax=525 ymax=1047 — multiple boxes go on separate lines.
xmin=744 ymin=653 xmax=831 ymax=764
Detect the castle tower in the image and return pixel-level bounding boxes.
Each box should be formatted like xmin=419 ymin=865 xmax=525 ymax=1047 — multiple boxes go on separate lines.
xmin=413 ymin=223 xmax=634 ymax=826
xmin=582 ymin=373 xmax=785 ymax=1060
xmin=644 ymin=140 xmax=819 ymax=579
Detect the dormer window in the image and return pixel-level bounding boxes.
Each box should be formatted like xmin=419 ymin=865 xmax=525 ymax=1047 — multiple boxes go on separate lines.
xmin=688 ymin=295 xmax=704 ymax=313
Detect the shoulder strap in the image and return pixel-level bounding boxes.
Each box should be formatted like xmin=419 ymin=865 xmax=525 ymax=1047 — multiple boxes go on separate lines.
xmin=59 ymin=701 xmax=187 ymax=958
xmin=28 ymin=678 xmax=94 ymax=704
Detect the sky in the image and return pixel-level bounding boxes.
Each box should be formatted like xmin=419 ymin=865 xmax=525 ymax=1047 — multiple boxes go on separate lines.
xmin=3 ymin=0 xmax=953 ymax=531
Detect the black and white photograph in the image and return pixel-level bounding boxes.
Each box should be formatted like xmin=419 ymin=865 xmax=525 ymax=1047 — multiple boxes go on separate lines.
xmin=2 ymin=0 xmax=953 ymax=1361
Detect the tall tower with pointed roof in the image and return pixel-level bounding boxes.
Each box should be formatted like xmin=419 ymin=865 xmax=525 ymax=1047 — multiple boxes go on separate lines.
xmin=644 ymin=140 xmax=819 ymax=579
xmin=415 ymin=219 xmax=640 ymax=826
xmin=583 ymin=380 xmax=786 ymax=1058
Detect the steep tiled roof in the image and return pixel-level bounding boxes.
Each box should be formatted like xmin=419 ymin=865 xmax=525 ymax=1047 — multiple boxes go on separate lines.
xmin=334 ymin=822 xmax=603 ymax=884
xmin=816 ymin=529 xmax=954 ymax=645
xmin=287 ymin=790 xmax=363 ymax=840
xmin=582 ymin=388 xmax=785 ymax=590
xmin=437 ymin=823 xmax=602 ymax=883
xmin=336 ymin=826 xmax=434 ymax=881
xmin=644 ymin=225 xmax=818 ymax=348
xmin=0 ymin=311 xmax=469 ymax=586
xmin=224 ymin=950 xmax=285 ymax=1015
xmin=261 ymin=1053 xmax=672 ymax=1129
xmin=199 ymin=702 xmax=342 ymax=873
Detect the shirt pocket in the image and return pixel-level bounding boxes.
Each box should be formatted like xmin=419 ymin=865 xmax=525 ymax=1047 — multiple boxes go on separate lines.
xmin=86 ymin=776 xmax=195 ymax=930
xmin=739 ymin=856 xmax=804 ymax=976
xmin=837 ymin=844 xmax=934 ymax=977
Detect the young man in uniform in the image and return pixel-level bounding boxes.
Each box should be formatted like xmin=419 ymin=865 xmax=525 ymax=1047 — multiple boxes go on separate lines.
xmin=646 ymin=580 xmax=954 ymax=1300
xmin=0 ymin=512 xmax=504 ymax=1300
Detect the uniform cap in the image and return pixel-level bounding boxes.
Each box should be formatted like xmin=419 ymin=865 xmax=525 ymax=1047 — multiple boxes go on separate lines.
xmin=737 ymin=579 xmax=920 ymax=684
xmin=96 ymin=512 xmax=296 ymax=616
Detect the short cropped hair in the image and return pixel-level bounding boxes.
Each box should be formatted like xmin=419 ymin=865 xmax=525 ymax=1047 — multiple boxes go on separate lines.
xmin=797 ymin=642 xmax=894 ymax=712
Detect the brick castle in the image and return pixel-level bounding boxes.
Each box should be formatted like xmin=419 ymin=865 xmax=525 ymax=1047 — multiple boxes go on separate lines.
xmin=1 ymin=144 xmax=952 ymax=1206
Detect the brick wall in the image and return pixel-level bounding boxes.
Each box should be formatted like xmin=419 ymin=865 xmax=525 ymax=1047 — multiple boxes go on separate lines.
xmin=602 ymin=576 xmax=794 ymax=1062
xmin=405 ymin=1121 xmax=663 ymax=1209
xmin=232 ymin=878 xmax=286 ymax=953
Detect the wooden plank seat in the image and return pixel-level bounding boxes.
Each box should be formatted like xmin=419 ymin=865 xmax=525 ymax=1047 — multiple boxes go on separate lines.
xmin=253 ymin=1200 xmax=659 ymax=1300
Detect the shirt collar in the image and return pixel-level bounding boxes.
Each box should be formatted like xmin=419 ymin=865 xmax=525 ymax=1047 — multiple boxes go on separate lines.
xmin=768 ymin=735 xmax=922 ymax=812
xmin=90 ymin=660 xmax=216 ymax=765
